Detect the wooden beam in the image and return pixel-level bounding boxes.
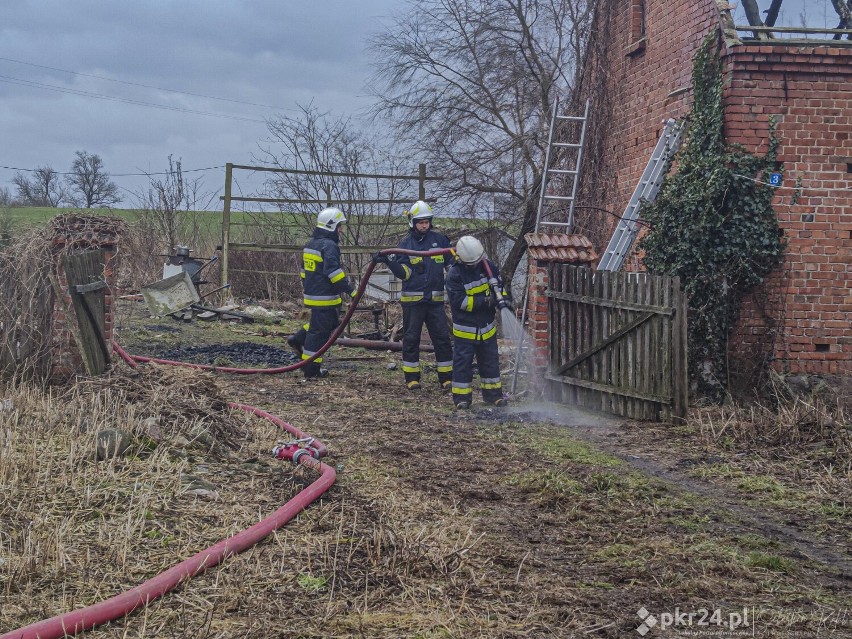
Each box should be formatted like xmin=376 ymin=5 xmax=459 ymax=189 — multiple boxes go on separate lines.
xmin=545 ymin=373 xmax=671 ymax=405
xmin=553 ymin=311 xmax=654 ymax=375
xmin=545 ymin=290 xmax=673 ymax=315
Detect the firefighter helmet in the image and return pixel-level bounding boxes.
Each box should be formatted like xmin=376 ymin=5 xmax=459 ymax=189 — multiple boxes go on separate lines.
xmin=455 ymin=235 xmax=485 ymax=265
xmin=408 ymin=200 xmax=434 ymax=228
xmin=316 ymin=207 xmax=347 ymax=232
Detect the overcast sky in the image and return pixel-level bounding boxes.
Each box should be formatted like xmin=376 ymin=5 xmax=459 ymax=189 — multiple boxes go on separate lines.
xmin=0 ymin=0 xmax=403 ymax=202
xmin=0 ymin=0 xmax=836 ymax=206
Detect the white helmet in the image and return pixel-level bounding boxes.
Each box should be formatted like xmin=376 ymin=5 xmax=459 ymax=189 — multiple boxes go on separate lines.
xmin=317 ymin=207 xmax=347 ymax=232
xmin=408 ymin=200 xmax=434 ymax=228
xmin=455 ymin=235 xmax=485 ymax=265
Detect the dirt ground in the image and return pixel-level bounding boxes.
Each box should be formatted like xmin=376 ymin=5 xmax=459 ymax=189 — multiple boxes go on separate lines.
xmin=1 ymin=301 xmax=849 ymax=638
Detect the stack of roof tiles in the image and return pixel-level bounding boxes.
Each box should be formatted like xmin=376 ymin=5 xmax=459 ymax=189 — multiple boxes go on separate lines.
xmin=524 ymin=232 xmax=598 ymax=264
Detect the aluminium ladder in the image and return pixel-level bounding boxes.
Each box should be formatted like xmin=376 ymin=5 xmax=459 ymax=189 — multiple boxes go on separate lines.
xmin=597 ymin=118 xmax=685 ymax=271
xmin=510 ymin=97 xmax=591 ymax=394
xmin=534 ymin=97 xmax=591 ymax=234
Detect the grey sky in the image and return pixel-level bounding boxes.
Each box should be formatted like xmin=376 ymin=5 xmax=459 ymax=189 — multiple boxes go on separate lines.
xmin=0 ymin=0 xmax=838 ymax=205
xmin=0 ymin=1 xmax=402 ymax=201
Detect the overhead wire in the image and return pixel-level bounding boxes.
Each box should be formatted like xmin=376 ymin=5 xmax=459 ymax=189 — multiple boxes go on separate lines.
xmin=0 ymin=56 xmax=295 ymax=112
xmin=0 ymin=74 xmax=268 ymax=124
xmin=0 ymin=164 xmax=225 ymax=177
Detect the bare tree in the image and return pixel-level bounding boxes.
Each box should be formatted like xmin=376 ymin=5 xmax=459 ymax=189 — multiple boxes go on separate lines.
xmin=65 ymin=151 xmax=121 ymax=208
xmin=256 ymin=104 xmax=415 ymax=250
xmin=134 ymin=156 xmax=215 ymax=253
xmin=12 ymin=166 xmax=65 ymax=207
xmin=369 ymin=0 xmax=594 ymax=289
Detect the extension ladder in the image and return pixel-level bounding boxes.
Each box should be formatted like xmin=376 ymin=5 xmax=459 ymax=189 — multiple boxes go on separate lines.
xmin=597 ymin=118 xmax=685 ymax=271
xmin=534 ymin=97 xmax=591 ymax=233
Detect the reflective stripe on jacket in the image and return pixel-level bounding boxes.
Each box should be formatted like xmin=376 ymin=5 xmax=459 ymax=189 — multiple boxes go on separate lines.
xmin=445 ymin=258 xmax=504 ymax=340
xmin=387 ymin=229 xmax=451 ymax=305
xmin=301 ymin=227 xmax=353 ymax=307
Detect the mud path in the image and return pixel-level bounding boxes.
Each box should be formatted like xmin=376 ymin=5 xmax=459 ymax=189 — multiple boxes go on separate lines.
xmin=551 ymin=406 xmax=852 ymax=581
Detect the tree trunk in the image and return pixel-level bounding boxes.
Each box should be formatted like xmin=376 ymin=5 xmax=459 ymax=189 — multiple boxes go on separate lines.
xmin=501 ymin=195 xmax=539 ymax=300
xmin=740 ymin=0 xmax=771 ymax=39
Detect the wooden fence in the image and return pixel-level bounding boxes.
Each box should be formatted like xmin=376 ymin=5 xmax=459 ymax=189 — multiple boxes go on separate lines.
xmin=545 ymin=264 xmax=688 ymax=422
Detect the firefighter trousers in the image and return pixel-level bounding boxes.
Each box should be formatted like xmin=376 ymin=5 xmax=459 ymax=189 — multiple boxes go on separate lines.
xmin=302 ymin=306 xmax=340 ymax=378
xmin=451 ymin=334 xmax=502 ymax=406
xmin=401 ymin=303 xmax=453 ymax=384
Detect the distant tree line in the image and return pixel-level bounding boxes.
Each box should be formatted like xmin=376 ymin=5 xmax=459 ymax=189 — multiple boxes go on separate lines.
xmin=7 ymin=151 xmax=121 ymax=208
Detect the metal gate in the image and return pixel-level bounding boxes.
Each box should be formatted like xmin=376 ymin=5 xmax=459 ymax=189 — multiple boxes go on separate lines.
xmin=545 ymin=264 xmax=688 ymax=422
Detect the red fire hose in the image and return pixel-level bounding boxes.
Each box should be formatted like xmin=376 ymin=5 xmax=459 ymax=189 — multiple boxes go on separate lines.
xmin=3 ymin=248 xmax=455 ymax=638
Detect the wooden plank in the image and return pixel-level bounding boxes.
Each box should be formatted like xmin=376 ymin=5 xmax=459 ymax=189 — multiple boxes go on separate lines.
xmin=579 ymin=266 xmax=592 ymax=410
xmin=544 ymin=290 xmax=674 ymax=315
xmin=641 ymin=274 xmax=653 ymax=420
xmin=599 ymin=271 xmax=612 ymax=413
xmin=671 ymin=276 xmax=688 ymax=423
xmin=545 ymin=373 xmax=673 ymax=404
xmin=549 ymin=263 xmax=559 ymax=402
xmin=62 ymin=250 xmax=109 ymax=376
xmin=559 ymin=265 xmax=571 ymax=403
xmin=615 ymin=273 xmax=628 ymax=416
xmin=566 ymin=265 xmax=576 ymax=405
xmin=553 ymin=263 xmax=562 ymax=402
xmin=591 ymin=269 xmax=602 ymax=401
xmin=660 ymin=276 xmax=673 ymax=422
xmin=651 ymin=276 xmax=663 ymax=419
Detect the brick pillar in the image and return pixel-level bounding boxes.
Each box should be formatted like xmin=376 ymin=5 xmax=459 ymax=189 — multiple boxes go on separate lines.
xmin=527 ymin=259 xmax=551 ymax=364
xmin=50 ymin=215 xmax=123 ymax=381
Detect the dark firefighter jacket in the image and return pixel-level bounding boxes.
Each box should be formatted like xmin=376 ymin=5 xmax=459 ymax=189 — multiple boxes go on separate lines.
xmin=445 ymin=258 xmax=505 ymax=341
xmin=386 ymin=228 xmax=451 ymax=304
xmin=301 ymin=227 xmax=354 ymax=307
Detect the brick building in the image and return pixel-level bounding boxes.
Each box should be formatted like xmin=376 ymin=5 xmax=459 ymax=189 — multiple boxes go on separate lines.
xmin=569 ymin=0 xmax=852 ymax=381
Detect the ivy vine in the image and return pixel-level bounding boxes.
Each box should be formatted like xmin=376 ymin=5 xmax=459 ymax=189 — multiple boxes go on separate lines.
xmin=640 ymin=34 xmax=786 ymax=400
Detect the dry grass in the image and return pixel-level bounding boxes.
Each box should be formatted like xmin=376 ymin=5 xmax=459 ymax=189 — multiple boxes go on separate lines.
xmin=0 ymin=227 xmax=54 ymax=379
xmin=2 ymin=351 xmax=851 ymax=637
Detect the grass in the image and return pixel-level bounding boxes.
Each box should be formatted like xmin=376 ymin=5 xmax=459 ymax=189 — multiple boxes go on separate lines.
xmin=1 ymin=316 xmax=850 ymax=636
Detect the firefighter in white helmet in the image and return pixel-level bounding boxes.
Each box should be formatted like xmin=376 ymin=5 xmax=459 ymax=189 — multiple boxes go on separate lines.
xmin=445 ymin=235 xmax=509 ymax=408
xmin=289 ymin=207 xmax=354 ymax=379
xmin=373 ymin=200 xmax=453 ymax=391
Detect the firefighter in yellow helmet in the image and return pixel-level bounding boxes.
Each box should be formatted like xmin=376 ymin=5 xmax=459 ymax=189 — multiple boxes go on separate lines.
xmin=373 ymin=200 xmax=453 ymax=391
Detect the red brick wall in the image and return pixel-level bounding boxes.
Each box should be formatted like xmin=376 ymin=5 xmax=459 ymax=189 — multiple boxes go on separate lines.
xmin=575 ymin=0 xmax=720 ymax=254
xmin=723 ymin=46 xmax=852 ymax=377
xmin=576 ymin=1 xmax=852 ymax=378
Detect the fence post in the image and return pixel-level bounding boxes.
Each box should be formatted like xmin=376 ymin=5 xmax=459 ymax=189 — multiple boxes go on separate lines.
xmin=418 ymin=163 xmax=426 ymax=201
xmin=222 ymin=163 xmax=233 ymax=288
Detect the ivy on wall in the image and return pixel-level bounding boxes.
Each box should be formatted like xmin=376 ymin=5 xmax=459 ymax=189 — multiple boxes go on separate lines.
xmin=640 ymin=34 xmax=786 ymax=400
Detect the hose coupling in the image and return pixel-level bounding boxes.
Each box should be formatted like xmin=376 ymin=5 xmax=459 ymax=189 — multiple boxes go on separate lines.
xmin=292 ymin=448 xmax=320 ymax=465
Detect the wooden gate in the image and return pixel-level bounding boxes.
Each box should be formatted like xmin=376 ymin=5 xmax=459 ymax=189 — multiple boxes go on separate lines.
xmin=545 ymin=264 xmax=688 ymax=422
xmin=62 ymin=250 xmax=110 ymax=375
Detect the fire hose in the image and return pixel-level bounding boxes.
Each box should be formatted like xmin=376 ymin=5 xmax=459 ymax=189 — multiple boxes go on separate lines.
xmin=1 ymin=247 xmax=456 ymax=639
xmin=1 ymin=386 xmax=334 ymax=639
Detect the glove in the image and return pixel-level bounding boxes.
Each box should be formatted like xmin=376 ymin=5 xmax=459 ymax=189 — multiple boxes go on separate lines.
xmin=372 ymin=252 xmax=390 ymax=265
